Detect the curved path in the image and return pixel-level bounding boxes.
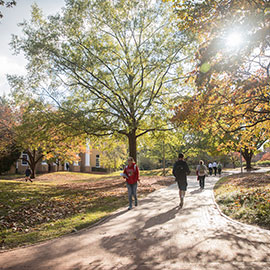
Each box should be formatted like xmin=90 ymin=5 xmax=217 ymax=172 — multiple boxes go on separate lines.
xmin=1 ymin=175 xmax=270 ymax=270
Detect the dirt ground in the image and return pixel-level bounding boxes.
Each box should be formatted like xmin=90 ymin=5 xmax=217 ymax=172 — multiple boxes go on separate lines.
xmin=221 ymin=172 xmax=270 ymax=188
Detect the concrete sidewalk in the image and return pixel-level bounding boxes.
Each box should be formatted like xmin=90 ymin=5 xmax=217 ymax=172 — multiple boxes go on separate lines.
xmin=1 ymin=175 xmax=270 ymax=270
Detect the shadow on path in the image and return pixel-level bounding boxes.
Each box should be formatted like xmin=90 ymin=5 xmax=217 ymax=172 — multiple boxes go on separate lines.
xmin=143 ymin=206 xmax=178 ymax=230
xmin=190 ymin=188 xmax=203 ymax=194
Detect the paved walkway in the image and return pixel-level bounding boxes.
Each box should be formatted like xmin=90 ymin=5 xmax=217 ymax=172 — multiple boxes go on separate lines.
xmin=1 ymin=175 xmax=270 ymax=270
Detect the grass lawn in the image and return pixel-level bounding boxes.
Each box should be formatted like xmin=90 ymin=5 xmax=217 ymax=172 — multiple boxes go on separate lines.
xmin=0 ymin=170 xmax=174 ymax=250
xmin=214 ymin=172 xmax=270 ymax=230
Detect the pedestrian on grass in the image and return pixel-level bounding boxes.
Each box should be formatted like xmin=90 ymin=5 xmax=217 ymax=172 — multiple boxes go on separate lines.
xmin=122 ymin=157 xmax=140 ymax=210
xmin=25 ymin=167 xmax=32 ymax=182
xmin=196 ymin=160 xmax=208 ymax=189
xmin=173 ymin=153 xmax=190 ymax=209
xmin=208 ymin=162 xmax=213 ymax=176
xmin=217 ymin=162 xmax=222 ymax=176
xmin=212 ymin=161 xmax=217 ymax=176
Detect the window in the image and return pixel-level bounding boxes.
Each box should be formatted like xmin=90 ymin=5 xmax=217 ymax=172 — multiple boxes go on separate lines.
xmin=96 ymin=155 xmax=100 ymax=168
xmin=73 ymin=154 xmax=79 ymax=166
xmin=41 ymin=160 xmax=47 ymax=165
xmin=21 ymin=153 xmax=28 ymax=166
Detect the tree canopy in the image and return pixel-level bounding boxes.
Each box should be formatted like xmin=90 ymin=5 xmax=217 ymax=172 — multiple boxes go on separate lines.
xmin=10 ymin=0 xmax=192 ymax=162
xmin=167 ymin=0 xmax=270 ymax=168
xmin=0 ymin=95 xmax=86 ymax=177
xmin=169 ymin=0 xmax=270 ymax=129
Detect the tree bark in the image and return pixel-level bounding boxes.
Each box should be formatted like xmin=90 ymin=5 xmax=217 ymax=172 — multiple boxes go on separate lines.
xmin=26 ymin=150 xmax=36 ymax=179
xmin=162 ymin=141 xmax=166 ymax=176
xmin=128 ymin=130 xmax=137 ymax=163
xmin=26 ymin=150 xmax=44 ymax=179
xmin=29 ymin=162 xmax=36 ymax=179
xmin=242 ymin=148 xmax=253 ymax=171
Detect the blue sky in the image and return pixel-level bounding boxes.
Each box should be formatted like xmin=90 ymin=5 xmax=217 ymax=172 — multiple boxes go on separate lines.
xmin=0 ymin=0 xmax=65 ymax=96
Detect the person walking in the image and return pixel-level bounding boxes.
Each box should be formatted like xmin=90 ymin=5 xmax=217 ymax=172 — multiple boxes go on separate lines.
xmin=212 ymin=161 xmax=217 ymax=176
xmin=217 ymin=162 xmax=222 ymax=176
xmin=208 ymin=162 xmax=213 ymax=176
xmin=196 ymin=160 xmax=208 ymax=189
xmin=122 ymin=157 xmax=140 ymax=210
xmin=173 ymin=153 xmax=190 ymax=209
xmin=25 ymin=167 xmax=32 ymax=182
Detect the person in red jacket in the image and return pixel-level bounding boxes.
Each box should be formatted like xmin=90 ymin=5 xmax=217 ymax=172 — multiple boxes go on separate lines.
xmin=123 ymin=157 xmax=140 ymax=210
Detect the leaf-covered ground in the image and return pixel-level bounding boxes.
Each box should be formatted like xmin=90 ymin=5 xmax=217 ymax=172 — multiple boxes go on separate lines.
xmin=0 ymin=171 xmax=174 ymax=250
xmin=214 ymin=172 xmax=270 ymax=230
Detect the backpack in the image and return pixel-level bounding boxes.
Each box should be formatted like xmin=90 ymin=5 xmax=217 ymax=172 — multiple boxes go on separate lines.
xmin=174 ymin=163 xmax=186 ymax=177
xmin=198 ymin=165 xmax=205 ymax=174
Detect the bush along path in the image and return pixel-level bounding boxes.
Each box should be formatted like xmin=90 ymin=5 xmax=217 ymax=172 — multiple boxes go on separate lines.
xmin=214 ymin=172 xmax=270 ymax=230
xmin=1 ymin=173 xmax=270 ymax=270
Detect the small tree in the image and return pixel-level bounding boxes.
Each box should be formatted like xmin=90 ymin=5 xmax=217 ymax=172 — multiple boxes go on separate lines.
xmin=20 ymin=109 xmax=85 ymax=178
xmin=3 ymin=97 xmax=85 ymax=178
xmin=228 ymin=152 xmax=240 ymax=169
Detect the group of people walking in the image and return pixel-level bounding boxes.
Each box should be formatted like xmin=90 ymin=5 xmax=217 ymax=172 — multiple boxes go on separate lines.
xmin=208 ymin=161 xmax=222 ymax=176
xmin=122 ymin=153 xmax=223 ymax=210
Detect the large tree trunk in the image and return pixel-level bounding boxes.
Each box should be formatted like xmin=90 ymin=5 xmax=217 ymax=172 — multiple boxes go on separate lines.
xmin=127 ymin=130 xmax=137 ymax=163
xmin=242 ymin=148 xmax=253 ymax=171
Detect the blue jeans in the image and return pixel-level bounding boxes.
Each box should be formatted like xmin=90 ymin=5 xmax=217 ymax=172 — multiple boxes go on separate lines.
xmin=126 ymin=182 xmax=137 ymax=208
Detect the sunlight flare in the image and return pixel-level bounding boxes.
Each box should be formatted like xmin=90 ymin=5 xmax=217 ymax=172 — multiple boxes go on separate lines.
xmin=225 ymin=32 xmax=244 ymax=49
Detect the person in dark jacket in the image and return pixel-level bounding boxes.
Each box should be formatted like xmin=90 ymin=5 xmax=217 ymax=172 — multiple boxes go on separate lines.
xmin=25 ymin=167 xmax=32 ymax=182
xmin=173 ymin=153 xmax=190 ymax=208
xmin=212 ymin=161 xmax=217 ymax=176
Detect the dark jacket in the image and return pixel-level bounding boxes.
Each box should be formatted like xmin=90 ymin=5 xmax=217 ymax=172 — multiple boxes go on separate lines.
xmin=173 ymin=160 xmax=190 ymax=181
xmin=25 ymin=168 xmax=31 ymax=177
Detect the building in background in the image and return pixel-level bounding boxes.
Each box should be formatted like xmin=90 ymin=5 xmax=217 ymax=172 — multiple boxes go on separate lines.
xmin=10 ymin=145 xmax=104 ymax=174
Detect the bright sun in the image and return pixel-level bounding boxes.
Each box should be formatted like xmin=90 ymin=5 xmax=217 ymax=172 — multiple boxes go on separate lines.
xmin=225 ymin=32 xmax=243 ymax=49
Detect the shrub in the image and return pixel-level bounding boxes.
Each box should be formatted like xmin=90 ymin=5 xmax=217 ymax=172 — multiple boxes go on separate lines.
xmin=0 ymin=144 xmax=20 ymax=174
xmin=91 ymin=167 xmax=108 ymax=173
xmin=256 ymin=160 xmax=270 ymax=167
xmin=138 ymin=156 xmax=159 ymax=170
